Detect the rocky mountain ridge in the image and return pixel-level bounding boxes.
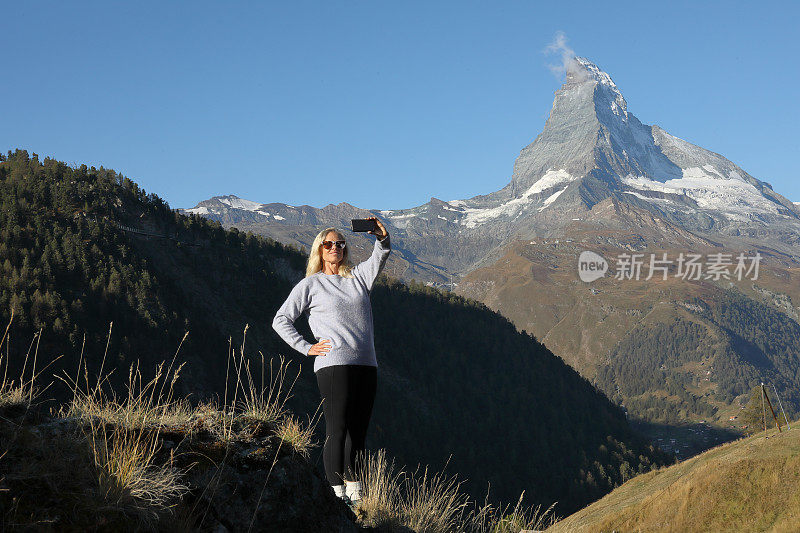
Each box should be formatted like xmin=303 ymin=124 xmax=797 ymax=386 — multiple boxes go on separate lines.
xmin=182 ymin=56 xmax=800 ymax=281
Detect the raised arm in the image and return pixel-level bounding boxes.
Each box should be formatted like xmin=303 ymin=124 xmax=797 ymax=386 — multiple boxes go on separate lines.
xmin=353 ymin=233 xmax=391 ymax=291
xmin=272 ymin=280 xmax=314 ymax=356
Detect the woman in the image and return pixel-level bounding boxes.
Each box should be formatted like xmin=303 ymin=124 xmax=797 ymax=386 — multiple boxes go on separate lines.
xmin=272 ymin=216 xmax=390 ymax=508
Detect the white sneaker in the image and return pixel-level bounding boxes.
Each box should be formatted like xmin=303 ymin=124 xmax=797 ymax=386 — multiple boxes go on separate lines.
xmin=345 ymin=480 xmax=362 ymax=505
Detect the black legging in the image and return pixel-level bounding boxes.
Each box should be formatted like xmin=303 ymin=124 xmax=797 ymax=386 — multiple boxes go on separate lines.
xmin=316 ymin=364 xmax=377 ymax=485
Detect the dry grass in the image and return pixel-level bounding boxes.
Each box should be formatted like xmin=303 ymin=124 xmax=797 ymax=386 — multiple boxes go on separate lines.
xmin=401 ymin=462 xmax=472 ymax=533
xmin=0 ymin=321 xmax=189 ymax=530
xmin=226 ymin=326 xmax=320 ymax=455
xmin=88 ymin=421 xmax=186 ymax=528
xmin=356 ymin=448 xmax=557 ymax=533
xmin=547 ymin=426 xmax=800 ymax=533
xmin=63 ymin=367 xmax=194 ymax=430
xmin=356 ymin=448 xmax=404 ymax=527
xmin=274 ymin=412 xmax=318 ymax=459
xmin=471 ymin=492 xmax=558 ymax=533
xmin=64 ymin=325 xmax=189 ymax=528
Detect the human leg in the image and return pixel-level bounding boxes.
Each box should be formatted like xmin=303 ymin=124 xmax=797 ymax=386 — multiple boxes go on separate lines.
xmin=343 ymin=365 xmax=377 ymax=481
xmin=316 ymin=365 xmax=351 ymax=487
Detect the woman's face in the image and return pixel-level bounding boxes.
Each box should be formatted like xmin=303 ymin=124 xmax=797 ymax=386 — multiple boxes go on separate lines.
xmin=321 ymin=231 xmax=345 ymax=265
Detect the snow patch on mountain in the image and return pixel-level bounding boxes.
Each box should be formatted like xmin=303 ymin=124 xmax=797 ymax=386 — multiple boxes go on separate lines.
xmin=621 ymin=166 xmax=780 ymax=216
xmin=379 ymin=169 xmax=576 ymax=228
xmin=461 ymin=169 xmax=575 ymax=228
xmin=218 ymin=196 xmax=264 ymax=211
xmin=185 ymin=206 xmax=212 ymax=215
xmin=378 ymin=209 xmax=420 ymax=229
xmin=528 ymin=169 xmax=575 ymax=195
xmin=622 ymin=191 xmax=674 ymax=204
xmin=382 ymin=212 xmax=415 ymax=220
xmin=539 ymin=188 xmax=566 ymax=210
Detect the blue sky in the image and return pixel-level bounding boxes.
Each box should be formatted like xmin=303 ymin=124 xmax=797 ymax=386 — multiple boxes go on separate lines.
xmin=3 ymin=1 xmax=799 ymax=209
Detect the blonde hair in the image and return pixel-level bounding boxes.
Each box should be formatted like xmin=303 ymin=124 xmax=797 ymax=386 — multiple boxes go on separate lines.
xmin=306 ymin=227 xmax=354 ymax=278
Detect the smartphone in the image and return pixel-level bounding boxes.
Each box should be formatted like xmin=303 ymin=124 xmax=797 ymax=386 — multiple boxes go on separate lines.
xmin=351 ymin=218 xmax=379 ymax=233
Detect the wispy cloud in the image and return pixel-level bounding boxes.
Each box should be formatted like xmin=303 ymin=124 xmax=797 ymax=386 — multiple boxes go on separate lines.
xmin=544 ymin=31 xmax=581 ymax=80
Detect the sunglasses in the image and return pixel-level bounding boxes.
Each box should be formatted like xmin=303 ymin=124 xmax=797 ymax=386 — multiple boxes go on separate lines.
xmin=322 ymin=240 xmax=346 ymax=250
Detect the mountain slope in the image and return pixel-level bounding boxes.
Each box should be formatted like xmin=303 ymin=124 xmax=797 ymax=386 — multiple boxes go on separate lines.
xmin=457 ymin=234 xmax=800 ymax=436
xmin=547 ymin=425 xmax=800 ymax=532
xmin=0 ymin=149 xmax=671 ymax=514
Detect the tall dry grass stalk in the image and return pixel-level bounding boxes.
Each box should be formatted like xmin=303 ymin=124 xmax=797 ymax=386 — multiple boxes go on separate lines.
xmin=223 ymin=326 xmax=319 ymax=449
xmin=59 ymin=326 xmax=190 ymax=431
xmin=0 ymin=312 xmax=60 ymax=409
xmin=401 ymin=462 xmax=472 ymax=533
xmin=468 ymin=491 xmax=558 ymax=533
xmin=356 ymin=448 xmax=405 ymax=527
xmin=357 ymin=448 xmax=557 ymax=533
xmin=239 ymin=352 xmax=299 ymax=426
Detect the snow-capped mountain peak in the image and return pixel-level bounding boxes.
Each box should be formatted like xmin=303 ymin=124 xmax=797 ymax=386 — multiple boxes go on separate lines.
xmin=572 ymin=56 xmax=628 ymax=119
xmin=216 ymin=195 xmax=264 ymax=212
xmin=507 ymin=55 xmax=684 ymax=197
xmin=184 ymin=194 xmax=284 ymax=219
xmin=387 ymin=56 xmax=799 ymax=238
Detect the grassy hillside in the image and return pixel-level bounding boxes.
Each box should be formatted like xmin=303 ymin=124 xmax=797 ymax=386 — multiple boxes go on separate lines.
xmin=547 ymin=424 xmax=800 ymax=532
xmin=0 ymin=149 xmax=670 ymax=515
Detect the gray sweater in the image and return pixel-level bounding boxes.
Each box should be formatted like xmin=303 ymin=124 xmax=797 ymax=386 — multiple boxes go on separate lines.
xmin=272 ymin=236 xmax=391 ymax=372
